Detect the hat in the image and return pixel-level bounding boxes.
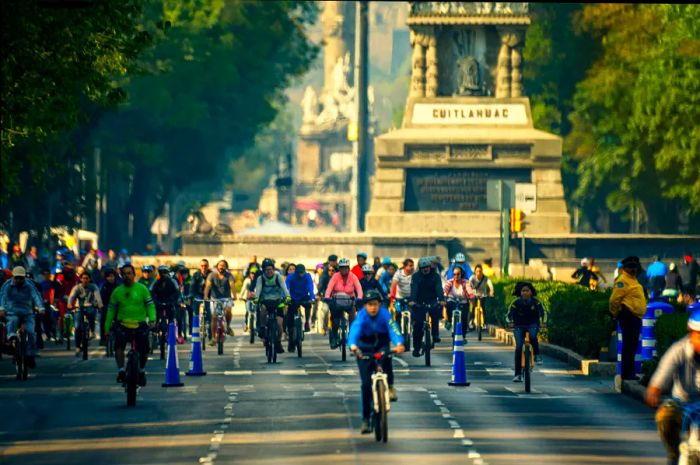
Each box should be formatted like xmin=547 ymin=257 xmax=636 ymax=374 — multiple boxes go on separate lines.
xmin=328 ymin=254 xmax=338 ymax=262
xmin=12 ymin=266 xmax=26 ymax=277
xmin=357 ymin=252 xmax=368 ymax=259
xmin=621 ymin=256 xmax=640 ymax=269
xmin=381 ymin=257 xmax=391 ymax=265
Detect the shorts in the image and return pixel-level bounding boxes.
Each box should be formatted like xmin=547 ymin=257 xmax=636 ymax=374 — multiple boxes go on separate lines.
xmin=113 ymin=323 xmax=150 ymax=353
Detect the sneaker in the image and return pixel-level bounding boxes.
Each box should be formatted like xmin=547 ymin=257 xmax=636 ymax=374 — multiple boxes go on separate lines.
xmin=177 ymin=336 xmax=184 ymax=345
xmin=412 ymin=349 xmax=421 ymax=358
xmin=227 ymin=327 xmax=235 ymax=337
xmin=388 ymin=386 xmax=398 ymax=402
xmin=535 ymin=355 xmax=543 ymax=365
xmin=138 ymin=371 xmax=147 ymax=387
xmin=243 ymin=324 xmax=249 ymax=333
xmin=117 ymin=370 xmax=126 ymax=384
xmin=208 ymin=339 xmax=216 ymax=347
xmin=360 ymin=420 xmax=371 ymax=434
xmin=512 ymin=375 xmax=523 ymax=383
xmin=304 ymin=322 xmax=310 ymax=333
xmin=287 ymin=341 xmax=294 ymax=353
xmin=275 ymin=342 xmax=285 ymax=354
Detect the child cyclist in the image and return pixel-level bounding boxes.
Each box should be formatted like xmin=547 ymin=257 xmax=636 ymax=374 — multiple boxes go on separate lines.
xmin=506 ymin=281 xmax=546 ymax=383
xmin=349 ymin=289 xmax=405 ymax=434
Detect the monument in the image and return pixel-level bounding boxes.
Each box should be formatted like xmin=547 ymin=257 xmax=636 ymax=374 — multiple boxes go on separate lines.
xmin=365 ymin=2 xmax=571 ymax=235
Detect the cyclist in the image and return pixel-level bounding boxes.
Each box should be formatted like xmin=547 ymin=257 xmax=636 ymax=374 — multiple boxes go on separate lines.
xmin=469 ymin=264 xmax=495 ymax=329
xmin=360 ymin=264 xmax=387 ymax=303
xmin=0 ymin=266 xmax=44 ymax=369
xmin=99 ymin=268 xmax=120 ymax=345
xmin=506 ymin=281 xmax=545 ymax=382
xmin=325 ymin=258 xmax=363 ymax=348
xmin=571 ymin=258 xmax=598 ymax=289
xmin=645 ymin=309 xmax=700 ymax=465
xmin=104 ymin=264 xmax=155 ymax=386
xmin=176 ymin=265 xmax=192 ymax=342
xmin=351 ymin=252 xmax=369 ymax=280
xmin=253 ymin=258 xmax=290 ymax=354
xmin=409 ymin=257 xmax=445 ymax=357
xmin=55 ymin=261 xmax=79 ymax=343
xmin=241 ymin=266 xmax=258 ymax=333
xmin=443 ymin=265 xmax=474 ymax=335
xmin=38 ymin=268 xmax=61 ymax=342
xmin=444 ymin=253 xmax=473 ymax=280
xmin=138 ymin=265 xmax=155 ymax=289
xmin=286 ymin=264 xmax=315 ymax=338
xmin=390 ymin=258 xmax=414 ymax=323
xmin=150 ymin=265 xmax=181 ymax=340
xmin=204 ymin=259 xmax=237 ymax=344
xmin=317 ymin=264 xmax=337 ymax=336
xmin=349 ymin=289 xmax=405 ymax=434
xmin=67 ymin=271 xmax=103 ymax=355
xmin=378 ymin=262 xmax=397 ymax=308
xmin=190 ymin=258 xmax=212 ymax=337
xmin=374 ymin=257 xmax=392 ymax=280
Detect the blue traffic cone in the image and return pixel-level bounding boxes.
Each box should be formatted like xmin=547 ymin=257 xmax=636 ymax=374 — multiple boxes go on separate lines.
xmin=186 ymin=314 xmax=206 ymax=376
xmin=162 ymin=322 xmax=184 ymax=387
xmin=448 ymin=322 xmax=470 ymax=387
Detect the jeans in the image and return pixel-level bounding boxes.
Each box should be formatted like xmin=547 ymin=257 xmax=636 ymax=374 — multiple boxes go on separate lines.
xmin=6 ymin=313 xmax=37 ymax=356
xmin=619 ymin=308 xmax=642 ymax=379
xmin=411 ymin=304 xmax=441 ymax=351
xmin=513 ymin=325 xmax=539 ymax=376
xmin=357 ymin=350 xmax=394 ymax=420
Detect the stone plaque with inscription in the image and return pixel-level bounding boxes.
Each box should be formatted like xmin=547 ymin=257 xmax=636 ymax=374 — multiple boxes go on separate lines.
xmin=404 ymin=168 xmax=530 ymax=211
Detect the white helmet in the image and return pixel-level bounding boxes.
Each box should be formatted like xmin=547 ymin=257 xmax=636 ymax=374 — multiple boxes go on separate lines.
xmin=454 ymin=253 xmax=466 ymax=263
xmin=338 ymin=258 xmax=351 ymax=268
xmin=361 ymin=264 xmax=373 ymax=273
xmin=581 ymin=257 xmax=590 ymax=266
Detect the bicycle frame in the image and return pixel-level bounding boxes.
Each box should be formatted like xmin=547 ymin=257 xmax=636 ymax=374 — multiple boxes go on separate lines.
xmin=370 ymin=355 xmax=392 ymax=413
xmin=680 ymin=403 xmax=700 ymax=465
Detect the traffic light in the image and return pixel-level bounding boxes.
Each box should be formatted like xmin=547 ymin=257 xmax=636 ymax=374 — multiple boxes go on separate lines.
xmin=510 ymin=208 xmax=524 ymax=233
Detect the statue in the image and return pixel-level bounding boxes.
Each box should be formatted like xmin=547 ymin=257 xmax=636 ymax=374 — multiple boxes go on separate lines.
xmin=315 ymin=91 xmax=340 ymax=127
xmin=456 ymin=56 xmax=482 ymax=96
xmin=331 ymin=53 xmax=351 ymax=96
xmin=186 ymin=209 xmax=232 ymax=235
xmin=301 ymin=86 xmax=318 ymax=125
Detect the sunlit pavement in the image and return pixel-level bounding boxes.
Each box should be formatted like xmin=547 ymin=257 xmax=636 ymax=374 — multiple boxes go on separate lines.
xmin=0 ymin=318 xmax=666 ymax=465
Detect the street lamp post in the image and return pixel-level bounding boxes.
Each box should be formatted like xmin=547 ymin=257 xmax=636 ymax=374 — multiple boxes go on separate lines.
xmin=353 ymin=0 xmax=369 ymax=232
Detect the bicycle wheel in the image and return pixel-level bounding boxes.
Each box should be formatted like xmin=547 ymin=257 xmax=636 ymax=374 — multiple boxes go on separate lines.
xmin=266 ymin=321 xmax=275 ymax=364
xmin=524 ymin=344 xmax=532 ymax=393
xmin=15 ymin=335 xmax=25 ymax=381
xmin=217 ymin=326 xmax=224 ymax=355
xmin=65 ymin=317 xmax=72 ymax=351
xmin=374 ymin=382 xmax=388 ymax=442
xmin=82 ymin=321 xmax=89 ymax=360
xmin=249 ymin=313 xmax=255 ymax=344
xmin=424 ymin=324 xmax=431 ymax=367
xmin=340 ymin=326 xmax=347 ymax=362
xmin=296 ymin=319 xmax=303 ymax=358
xmin=126 ymin=352 xmax=139 ymax=407
xmin=402 ymin=317 xmax=411 ymax=352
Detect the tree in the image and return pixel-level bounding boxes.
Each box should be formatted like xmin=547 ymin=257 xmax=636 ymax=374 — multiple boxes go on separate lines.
xmin=568 ymin=4 xmax=700 ymax=233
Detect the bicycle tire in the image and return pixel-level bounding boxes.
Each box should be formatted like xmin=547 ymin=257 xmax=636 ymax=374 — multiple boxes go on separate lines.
xmin=296 ymin=319 xmax=303 ymax=358
xmin=16 ymin=333 xmax=26 ymax=381
xmin=272 ymin=323 xmax=278 ymax=364
xmin=375 ymin=382 xmax=388 ymax=442
xmin=403 ymin=317 xmax=411 ymax=352
xmin=477 ymin=324 xmax=482 ymax=341
xmin=266 ymin=320 xmax=275 ymax=364
xmin=524 ymin=344 xmax=532 ymax=393
xmin=249 ymin=314 xmax=255 ymax=344
xmin=424 ymin=324 xmax=431 ymax=367
xmin=341 ymin=326 xmax=347 ymax=362
xmin=126 ymin=352 xmax=139 ymax=407
xmin=217 ymin=327 xmax=224 ymax=355
xmin=65 ymin=317 xmax=72 ymax=351
xmin=82 ymin=321 xmax=89 ymax=360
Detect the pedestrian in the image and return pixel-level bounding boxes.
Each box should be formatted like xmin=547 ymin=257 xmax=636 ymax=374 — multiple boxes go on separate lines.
xmin=103 ymin=249 xmax=119 ymax=271
xmin=481 ymin=258 xmax=496 ymax=279
xmin=9 ymin=245 xmax=27 ymax=269
xmin=588 ymin=257 xmax=606 ymax=290
xmin=609 ymin=256 xmax=647 ymax=381
xmin=662 ymin=263 xmax=683 ymax=301
xmin=678 ymin=253 xmax=699 ymax=302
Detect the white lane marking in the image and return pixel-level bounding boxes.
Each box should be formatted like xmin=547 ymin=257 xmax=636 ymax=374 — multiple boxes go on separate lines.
xmin=504 ymin=386 xmax=542 ymax=395
xmin=447 ymin=420 xmax=461 ymax=429
xmin=485 ymin=368 xmax=512 ymax=376
xmin=433 ymin=399 xmax=445 ymax=406
xmin=279 ymin=369 xmax=308 ymax=375
xmin=474 ymin=361 xmax=502 ymax=366
xmin=429 ymin=390 xmax=486 ymax=464
xmin=468 ymin=450 xmax=481 ymax=459
xmin=394 ymin=356 xmax=409 ymax=367
xmin=224 ymin=370 xmax=252 ymax=376
xmin=327 ymin=369 xmax=355 ymax=376
xmin=563 ymin=387 xmax=596 ymax=394
xmin=453 ymin=429 xmax=465 ymax=438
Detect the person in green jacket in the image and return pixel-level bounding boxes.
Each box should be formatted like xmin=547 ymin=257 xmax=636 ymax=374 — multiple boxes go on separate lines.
xmin=104 ymin=264 xmax=156 ymax=386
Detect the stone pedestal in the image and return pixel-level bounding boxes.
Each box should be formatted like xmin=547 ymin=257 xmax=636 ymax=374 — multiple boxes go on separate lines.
xmin=365 ymin=97 xmax=571 ymax=235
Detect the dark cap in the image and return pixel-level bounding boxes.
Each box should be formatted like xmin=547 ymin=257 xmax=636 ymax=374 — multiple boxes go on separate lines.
xmin=328 ymin=254 xmax=338 ymax=262
xmin=621 ymin=256 xmax=640 ymax=268
xmin=513 ymin=281 xmax=537 ymax=297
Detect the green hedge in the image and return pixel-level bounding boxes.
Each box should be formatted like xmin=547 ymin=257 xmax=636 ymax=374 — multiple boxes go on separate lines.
xmin=486 ymin=278 xmax=613 ymax=359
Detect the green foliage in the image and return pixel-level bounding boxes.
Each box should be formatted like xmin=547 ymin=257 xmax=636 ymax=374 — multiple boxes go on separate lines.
xmin=567 ymin=4 xmax=700 ymax=232
xmin=1 ymin=0 xmax=153 ymax=206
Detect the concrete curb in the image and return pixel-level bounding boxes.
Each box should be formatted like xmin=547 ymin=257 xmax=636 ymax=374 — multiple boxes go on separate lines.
xmin=620 ymin=379 xmax=648 ymax=404
xmin=487 ymin=325 xmax=617 ymax=377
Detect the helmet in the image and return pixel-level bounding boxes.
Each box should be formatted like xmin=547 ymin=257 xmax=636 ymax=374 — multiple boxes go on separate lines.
xmin=361 ymin=264 xmax=373 ymax=273
xmin=316 ymin=263 xmax=324 ymax=270
xmin=418 ymin=257 xmax=432 ymax=269
xmin=363 ymin=290 xmax=382 ymax=304
xmin=102 ymin=267 xmax=116 ymax=277
xmin=295 ymin=264 xmax=306 ymax=275
xmin=177 ymin=260 xmax=186 ymax=267
xmin=689 ymin=309 xmax=700 ymax=331
xmin=338 ymin=258 xmax=351 ymax=268
xmin=357 ymin=252 xmax=368 ymax=259
xmin=581 ymin=257 xmax=590 ymax=266
xmin=382 ymin=257 xmax=391 ymax=265
xmin=157 ymin=265 xmax=170 ymax=273
xmin=454 ymin=253 xmax=466 ymax=263
xmin=142 ymin=265 xmax=153 ymax=272
xmin=121 ymin=249 xmax=128 ymax=255
xmin=262 ymin=258 xmax=275 ymax=269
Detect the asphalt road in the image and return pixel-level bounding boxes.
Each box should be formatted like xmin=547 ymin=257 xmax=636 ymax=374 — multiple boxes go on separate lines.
xmin=0 ymin=315 xmax=667 ymax=465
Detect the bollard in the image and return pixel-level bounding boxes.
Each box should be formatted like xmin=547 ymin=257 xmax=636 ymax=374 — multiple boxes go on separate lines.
xmin=448 ymin=322 xmax=470 ymax=387
xmin=186 ymin=314 xmax=206 ymax=376
xmin=162 ymin=322 xmax=184 ymax=387
xmin=642 ymin=300 xmax=674 ymax=361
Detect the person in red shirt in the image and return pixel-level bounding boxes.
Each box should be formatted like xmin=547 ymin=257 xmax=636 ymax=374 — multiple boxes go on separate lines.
xmin=351 ymin=252 xmax=369 ymax=280
xmin=55 ymin=261 xmax=79 ymax=342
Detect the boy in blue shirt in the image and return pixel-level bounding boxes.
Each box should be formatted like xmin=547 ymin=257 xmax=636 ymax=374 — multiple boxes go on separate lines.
xmin=285 ymin=264 xmax=315 ymax=336
xmin=349 ymin=290 xmax=405 ymax=434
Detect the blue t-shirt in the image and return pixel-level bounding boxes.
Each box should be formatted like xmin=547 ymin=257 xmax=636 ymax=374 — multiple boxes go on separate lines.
xmin=348 ymin=307 xmax=403 ymax=351
xmin=285 ymin=273 xmax=315 ymax=302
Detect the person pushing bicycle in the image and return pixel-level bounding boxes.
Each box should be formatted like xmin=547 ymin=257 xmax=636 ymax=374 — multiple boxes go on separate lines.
xmin=349 ymin=290 xmax=405 ymax=434
xmin=104 ymin=264 xmax=156 ymax=386
xmin=506 ymin=281 xmax=545 ymax=383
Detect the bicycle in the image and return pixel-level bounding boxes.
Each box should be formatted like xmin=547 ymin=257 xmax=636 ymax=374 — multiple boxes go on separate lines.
xmin=122 ymin=323 xmax=150 ymax=407
xmin=153 ymin=303 xmax=173 ymax=360
xmin=357 ymin=349 xmax=396 ymax=443
xmin=472 ymin=297 xmax=486 ymax=341
xmin=77 ymin=302 xmax=91 ymax=360
xmin=62 ymin=310 xmax=74 ymax=351
xmin=514 ymin=325 xmax=536 ymax=393
xmin=211 ymin=298 xmax=233 ymax=355
xmin=176 ymin=302 xmax=188 ymax=343
xmin=395 ymin=299 xmax=412 ymax=352
xmin=244 ymin=299 xmax=257 ymax=344
xmin=680 ymin=402 xmax=700 ymax=465
xmin=414 ymin=302 xmax=438 ymax=367
xmin=260 ymin=298 xmax=284 ymax=364
xmin=193 ymin=299 xmax=210 ymax=351
xmin=10 ymin=314 xmax=31 ymax=381
xmin=330 ymin=294 xmax=355 ymax=362
xmin=447 ymin=299 xmax=469 ymax=344
xmin=288 ymin=300 xmax=307 ymax=358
